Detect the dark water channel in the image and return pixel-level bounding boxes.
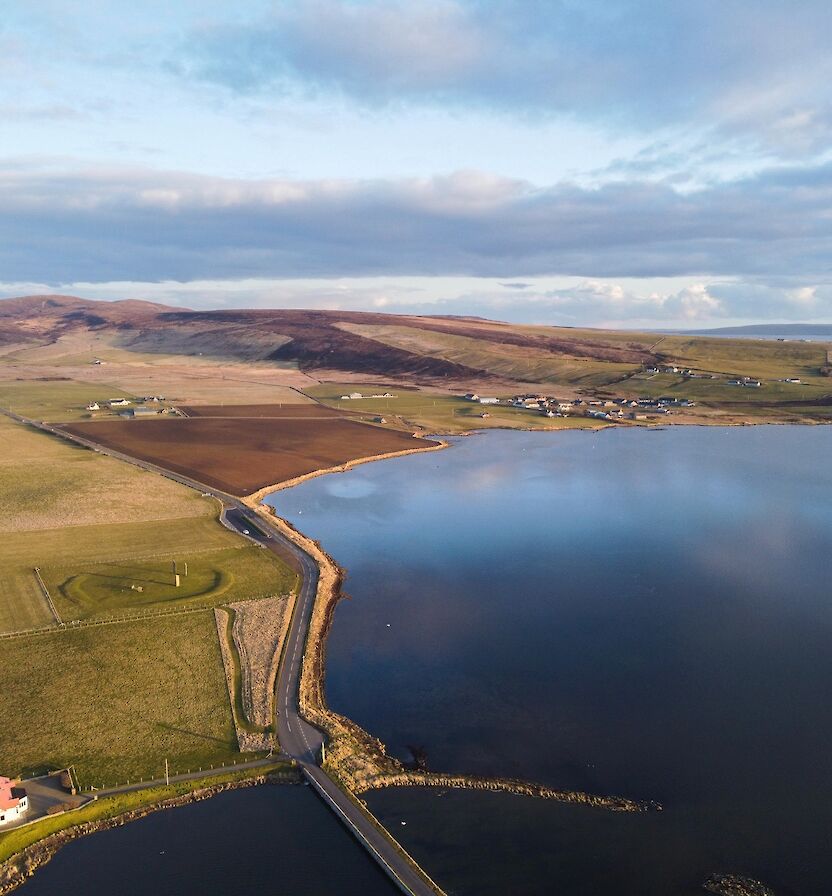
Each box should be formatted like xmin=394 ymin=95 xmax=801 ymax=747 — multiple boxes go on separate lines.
xmin=268 ymin=426 xmax=832 ymax=896
xmin=20 ymin=785 xmax=397 ymax=895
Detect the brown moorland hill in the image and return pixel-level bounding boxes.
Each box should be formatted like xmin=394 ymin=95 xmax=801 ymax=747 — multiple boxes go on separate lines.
xmin=0 ymin=294 xmax=664 ymax=385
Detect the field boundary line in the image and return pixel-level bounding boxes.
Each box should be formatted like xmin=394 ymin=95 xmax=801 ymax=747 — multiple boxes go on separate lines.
xmin=0 ymin=604 xmax=213 ymax=641
xmin=32 ymin=566 xmax=62 ymax=625
xmin=0 ymin=590 xmax=289 ymax=641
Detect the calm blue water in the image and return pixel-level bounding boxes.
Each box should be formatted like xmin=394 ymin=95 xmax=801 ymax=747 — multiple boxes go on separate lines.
xmin=269 ymin=426 xmax=832 ymax=896
xmin=21 ymin=786 xmax=397 ymax=895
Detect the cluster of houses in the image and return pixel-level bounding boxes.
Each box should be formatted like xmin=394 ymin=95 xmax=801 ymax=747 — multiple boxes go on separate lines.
xmin=463 ymin=392 xmax=696 ymax=421
xmin=0 ymin=776 xmax=27 ymax=827
xmin=727 ymin=377 xmax=762 ymax=387
xmin=338 ymin=391 xmax=397 ymax=400
xmin=643 ymin=364 xmax=716 ymax=379
xmin=85 ymin=396 xmax=172 ymax=417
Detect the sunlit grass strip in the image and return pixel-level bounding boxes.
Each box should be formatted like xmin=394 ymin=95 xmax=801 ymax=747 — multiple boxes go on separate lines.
xmin=0 ymin=762 xmax=297 ymax=866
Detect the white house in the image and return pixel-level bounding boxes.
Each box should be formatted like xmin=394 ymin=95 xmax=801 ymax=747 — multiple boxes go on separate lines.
xmin=477 ymin=397 xmax=499 ymax=405
xmin=0 ymin=777 xmax=28 ymax=826
xmin=108 ymin=398 xmax=131 ymax=408
xmin=86 ymin=402 xmax=100 ymax=411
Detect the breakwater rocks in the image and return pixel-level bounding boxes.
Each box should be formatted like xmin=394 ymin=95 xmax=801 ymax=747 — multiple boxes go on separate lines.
xmin=355 ymin=771 xmax=661 ymax=813
xmin=0 ymin=771 xmax=299 ymax=895
xmin=704 ymin=874 xmax=775 ymax=896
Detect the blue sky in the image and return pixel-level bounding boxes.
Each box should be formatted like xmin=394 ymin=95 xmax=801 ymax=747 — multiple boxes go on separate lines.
xmin=3 ymin=0 xmax=832 ymax=326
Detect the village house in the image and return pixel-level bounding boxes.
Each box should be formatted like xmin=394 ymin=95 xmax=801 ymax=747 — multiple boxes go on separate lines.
xmin=477 ymin=397 xmax=500 ymax=405
xmin=86 ymin=402 xmax=99 ymax=411
xmin=464 ymin=393 xmax=479 ymax=401
xmin=108 ymin=398 xmax=131 ymax=408
xmin=0 ymin=777 xmax=28 ymax=826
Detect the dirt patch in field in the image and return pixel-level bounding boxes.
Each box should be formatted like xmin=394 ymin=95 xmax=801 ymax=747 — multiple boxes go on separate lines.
xmin=180 ymin=404 xmax=358 ymax=419
xmin=62 ymin=417 xmax=436 ymax=495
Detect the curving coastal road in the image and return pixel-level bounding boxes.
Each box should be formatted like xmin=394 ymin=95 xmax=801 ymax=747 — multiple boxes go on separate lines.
xmin=2 ymin=409 xmax=442 ymax=896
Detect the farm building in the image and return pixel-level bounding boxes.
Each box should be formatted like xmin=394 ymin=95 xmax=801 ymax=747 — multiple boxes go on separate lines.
xmin=0 ymin=777 xmax=28 ymax=826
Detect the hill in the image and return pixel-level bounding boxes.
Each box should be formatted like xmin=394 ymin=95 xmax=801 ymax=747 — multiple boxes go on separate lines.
xmin=2 ymin=296 xmax=831 ymax=417
xmin=0 ymin=294 xmax=661 ymax=385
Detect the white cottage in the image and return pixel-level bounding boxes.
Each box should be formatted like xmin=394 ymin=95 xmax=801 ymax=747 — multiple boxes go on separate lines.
xmin=0 ymin=777 xmax=28 ymax=826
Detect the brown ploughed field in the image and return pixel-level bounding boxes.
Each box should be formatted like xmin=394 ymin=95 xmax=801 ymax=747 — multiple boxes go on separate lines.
xmin=180 ymin=404 xmax=358 ymax=419
xmin=62 ymin=416 xmax=434 ymax=495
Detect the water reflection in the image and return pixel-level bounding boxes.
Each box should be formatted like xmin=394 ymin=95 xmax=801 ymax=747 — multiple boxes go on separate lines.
xmin=270 ymin=427 xmax=832 ymax=895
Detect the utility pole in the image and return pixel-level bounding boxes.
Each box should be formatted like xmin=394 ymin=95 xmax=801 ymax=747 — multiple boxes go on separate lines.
xmin=165 ymin=758 xmax=170 ymax=786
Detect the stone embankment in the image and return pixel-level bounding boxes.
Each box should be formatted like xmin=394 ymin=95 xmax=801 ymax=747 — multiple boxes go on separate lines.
xmin=357 ymin=772 xmax=660 ymax=812
xmin=250 ymin=495 xmax=662 ymax=815
xmin=215 ymin=595 xmax=293 ymax=751
xmin=0 ymin=771 xmax=298 ymax=895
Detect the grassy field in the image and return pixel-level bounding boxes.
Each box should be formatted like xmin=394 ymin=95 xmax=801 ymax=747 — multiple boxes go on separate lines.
xmin=0 ymin=762 xmax=297 ymax=866
xmin=339 ymin=322 xmax=640 ymax=388
xmin=305 ymin=384 xmax=604 ymax=433
xmin=0 ymin=377 xmax=134 ymax=421
xmin=0 ymin=614 xmax=252 ymax=785
xmin=0 ymin=514 xmax=247 ymax=634
xmin=0 ymin=415 xmax=214 ymax=534
xmin=43 ymin=546 xmax=297 ymax=622
xmin=0 ymin=397 xmax=297 ymax=794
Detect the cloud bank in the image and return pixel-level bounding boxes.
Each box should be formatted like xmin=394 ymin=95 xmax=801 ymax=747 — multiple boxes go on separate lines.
xmin=3 ymin=160 xmax=832 ymax=289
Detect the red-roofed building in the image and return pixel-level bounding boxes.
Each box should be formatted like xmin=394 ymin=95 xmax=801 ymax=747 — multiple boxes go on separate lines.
xmin=0 ymin=776 xmax=28 ymax=826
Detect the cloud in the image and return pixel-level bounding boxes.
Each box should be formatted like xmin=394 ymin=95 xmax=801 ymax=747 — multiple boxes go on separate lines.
xmin=175 ymin=0 xmax=832 ymax=156
xmin=395 ymin=280 xmax=728 ymax=325
xmin=5 ymin=273 xmax=832 ymax=328
xmin=5 ymin=159 xmax=832 ymax=289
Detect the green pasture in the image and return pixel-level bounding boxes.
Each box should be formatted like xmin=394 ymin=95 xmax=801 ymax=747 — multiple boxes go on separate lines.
xmin=42 ymin=546 xmax=297 ymax=622
xmin=0 ymin=614 xmax=249 ymax=786
xmin=0 ymin=377 xmax=134 ymax=421
xmin=306 ymin=383 xmax=602 ymax=433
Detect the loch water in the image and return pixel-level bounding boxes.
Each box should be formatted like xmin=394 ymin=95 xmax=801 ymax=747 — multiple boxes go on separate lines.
xmin=20 ymin=785 xmax=398 ymax=895
xmin=269 ymin=426 xmax=832 ymax=896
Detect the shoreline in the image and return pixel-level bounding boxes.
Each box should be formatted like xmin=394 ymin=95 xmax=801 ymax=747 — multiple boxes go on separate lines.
xmin=245 ymin=433 xmax=448 ymax=505
xmin=0 ymin=767 xmax=299 ymax=895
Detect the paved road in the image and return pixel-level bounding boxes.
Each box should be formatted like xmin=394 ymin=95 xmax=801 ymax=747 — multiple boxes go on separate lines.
xmin=2 ymin=409 xmax=441 ymax=896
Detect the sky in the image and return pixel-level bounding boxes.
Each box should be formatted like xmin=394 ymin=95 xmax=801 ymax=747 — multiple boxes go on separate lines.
xmin=3 ymin=0 xmax=832 ymax=328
